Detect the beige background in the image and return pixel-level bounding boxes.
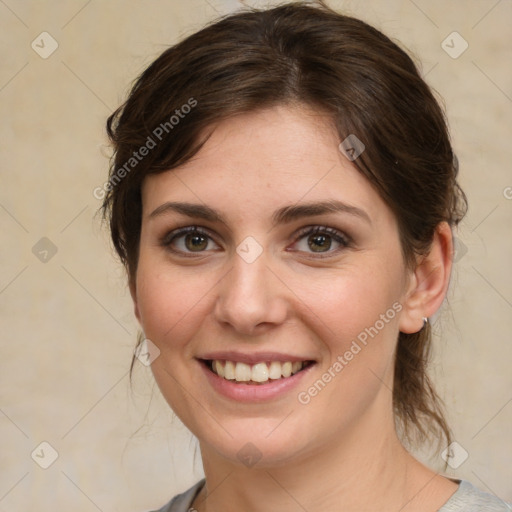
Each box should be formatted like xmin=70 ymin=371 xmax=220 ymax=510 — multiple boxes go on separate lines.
xmin=1 ymin=0 xmax=511 ymax=510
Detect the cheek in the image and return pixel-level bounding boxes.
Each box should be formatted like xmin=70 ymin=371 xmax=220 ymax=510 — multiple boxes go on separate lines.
xmin=134 ymin=259 xmax=214 ymax=352
xmin=134 ymin=260 xmax=218 ymax=425
xmin=292 ymin=271 xmax=402 ymax=432
xmin=299 ymin=261 xmax=403 ymax=352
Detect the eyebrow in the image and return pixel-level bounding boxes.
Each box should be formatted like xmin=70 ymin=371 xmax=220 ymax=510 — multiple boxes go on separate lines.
xmin=148 ymin=200 xmax=371 ymax=226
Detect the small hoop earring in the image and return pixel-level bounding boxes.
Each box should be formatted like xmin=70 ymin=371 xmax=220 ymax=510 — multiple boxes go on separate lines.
xmin=422 ymin=317 xmax=429 ymax=329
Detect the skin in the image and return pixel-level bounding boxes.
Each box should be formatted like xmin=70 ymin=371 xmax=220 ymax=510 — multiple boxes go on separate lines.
xmin=130 ymin=105 xmax=457 ymax=511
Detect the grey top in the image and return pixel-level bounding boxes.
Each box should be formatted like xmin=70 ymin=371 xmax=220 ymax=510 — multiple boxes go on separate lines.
xmin=150 ymin=479 xmax=511 ymax=511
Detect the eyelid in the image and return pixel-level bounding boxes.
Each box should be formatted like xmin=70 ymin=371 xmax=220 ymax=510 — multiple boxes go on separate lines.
xmin=160 ymin=225 xmax=221 ymax=255
xmin=160 ymin=224 xmax=352 ymax=257
xmin=288 ymin=225 xmax=352 ymax=257
xmin=294 ymin=225 xmax=351 ymax=243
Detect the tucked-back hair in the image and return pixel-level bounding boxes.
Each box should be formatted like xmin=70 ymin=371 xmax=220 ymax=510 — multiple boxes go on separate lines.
xmin=102 ymin=1 xmax=467 ymax=450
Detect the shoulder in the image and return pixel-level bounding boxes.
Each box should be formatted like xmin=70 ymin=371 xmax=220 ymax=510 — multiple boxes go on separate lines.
xmin=146 ymin=479 xmax=205 ymax=512
xmin=439 ymin=480 xmax=512 ymax=512
xmin=145 ymin=478 xmax=511 ymax=512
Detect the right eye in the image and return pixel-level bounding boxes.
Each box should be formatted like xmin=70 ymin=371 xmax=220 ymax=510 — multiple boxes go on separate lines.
xmin=161 ymin=226 xmax=221 ymax=256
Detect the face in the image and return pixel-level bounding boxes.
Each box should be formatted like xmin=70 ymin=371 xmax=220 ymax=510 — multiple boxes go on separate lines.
xmin=132 ymin=106 xmax=414 ymax=467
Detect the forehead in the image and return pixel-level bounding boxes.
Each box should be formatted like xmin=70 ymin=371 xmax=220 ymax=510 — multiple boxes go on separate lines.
xmin=141 ymin=106 xmax=390 ymax=225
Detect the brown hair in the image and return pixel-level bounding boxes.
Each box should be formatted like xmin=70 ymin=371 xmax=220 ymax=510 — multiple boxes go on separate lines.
xmin=101 ymin=1 xmax=467 ymax=450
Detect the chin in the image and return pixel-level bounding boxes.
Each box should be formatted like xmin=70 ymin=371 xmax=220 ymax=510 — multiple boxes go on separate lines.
xmin=193 ymin=414 xmax=325 ymax=470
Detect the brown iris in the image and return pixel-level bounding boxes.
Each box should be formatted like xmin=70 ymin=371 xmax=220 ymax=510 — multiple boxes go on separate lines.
xmin=308 ymin=233 xmax=332 ymax=252
xmin=185 ymin=232 xmax=208 ymax=251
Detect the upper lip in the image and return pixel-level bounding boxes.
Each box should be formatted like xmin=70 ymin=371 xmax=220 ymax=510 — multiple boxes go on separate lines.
xmin=197 ymin=351 xmax=315 ymax=365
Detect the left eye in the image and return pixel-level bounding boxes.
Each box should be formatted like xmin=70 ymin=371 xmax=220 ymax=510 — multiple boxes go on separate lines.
xmin=292 ymin=227 xmax=349 ymax=254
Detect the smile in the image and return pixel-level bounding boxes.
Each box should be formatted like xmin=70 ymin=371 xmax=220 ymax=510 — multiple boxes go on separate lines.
xmin=204 ymin=359 xmax=312 ymax=384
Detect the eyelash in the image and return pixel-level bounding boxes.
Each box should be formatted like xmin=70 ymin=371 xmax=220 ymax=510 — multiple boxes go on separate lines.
xmin=292 ymin=225 xmax=351 ymax=258
xmin=160 ymin=225 xmax=351 ymax=258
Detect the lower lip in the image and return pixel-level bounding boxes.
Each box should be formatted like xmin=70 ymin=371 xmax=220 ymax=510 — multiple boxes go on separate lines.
xmin=199 ymin=361 xmax=315 ymax=403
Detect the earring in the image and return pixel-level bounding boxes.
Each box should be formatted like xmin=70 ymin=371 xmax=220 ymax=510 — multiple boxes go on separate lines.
xmin=422 ymin=317 xmax=429 ymax=329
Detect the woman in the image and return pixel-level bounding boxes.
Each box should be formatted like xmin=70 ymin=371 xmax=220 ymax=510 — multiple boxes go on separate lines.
xmin=101 ymin=2 xmax=509 ymax=511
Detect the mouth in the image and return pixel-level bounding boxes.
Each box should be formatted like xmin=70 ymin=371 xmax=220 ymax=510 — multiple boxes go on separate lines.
xmin=201 ymin=359 xmax=314 ymax=385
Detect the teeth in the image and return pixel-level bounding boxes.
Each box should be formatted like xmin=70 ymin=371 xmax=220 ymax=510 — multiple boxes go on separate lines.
xmin=213 ymin=360 xmax=225 ymax=378
xmin=210 ymin=360 xmax=306 ymax=383
xmin=291 ymin=361 xmax=302 ymax=374
xmin=251 ymin=362 xmax=269 ymax=383
xmin=224 ymin=360 xmax=236 ymax=380
xmin=268 ymin=361 xmax=282 ymax=380
xmin=281 ymin=361 xmax=292 ymax=378
xmin=235 ymin=362 xmax=251 ymax=382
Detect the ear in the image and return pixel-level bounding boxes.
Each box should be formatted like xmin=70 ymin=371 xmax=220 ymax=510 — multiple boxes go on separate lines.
xmin=399 ymin=222 xmax=453 ymax=334
xmin=129 ymin=277 xmax=141 ymax=324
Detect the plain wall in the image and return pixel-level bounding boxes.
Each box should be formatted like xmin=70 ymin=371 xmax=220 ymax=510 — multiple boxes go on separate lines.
xmin=1 ymin=0 xmax=511 ymax=510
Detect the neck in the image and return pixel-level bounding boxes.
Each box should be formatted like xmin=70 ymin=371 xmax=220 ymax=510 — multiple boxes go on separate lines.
xmin=193 ymin=416 xmax=441 ymax=511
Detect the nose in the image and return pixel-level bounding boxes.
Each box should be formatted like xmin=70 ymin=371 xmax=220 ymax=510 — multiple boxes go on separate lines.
xmin=213 ymin=253 xmax=289 ymax=336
